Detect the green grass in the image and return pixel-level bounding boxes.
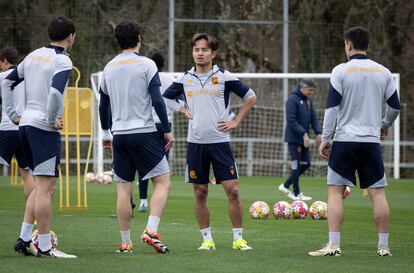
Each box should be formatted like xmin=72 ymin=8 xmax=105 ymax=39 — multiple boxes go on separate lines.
xmin=1 ymin=176 xmax=414 ymax=273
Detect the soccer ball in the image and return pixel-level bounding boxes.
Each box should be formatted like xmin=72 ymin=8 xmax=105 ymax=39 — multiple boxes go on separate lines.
xmin=85 ymin=172 xmax=96 ymax=183
xmin=309 ymin=201 xmax=328 ymax=220
xmin=273 ymin=201 xmax=293 ymax=220
xmin=249 ymin=201 xmax=270 ymax=220
xmin=102 ymin=174 xmax=113 ymax=184
xmin=291 ymin=201 xmax=309 ymax=219
xmin=31 ymin=229 xmax=58 ymax=250
xmin=95 ymin=173 xmax=105 ymax=184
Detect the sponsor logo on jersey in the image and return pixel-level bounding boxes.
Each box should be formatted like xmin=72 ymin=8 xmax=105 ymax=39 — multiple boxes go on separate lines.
xmin=107 ymin=60 xmax=140 ymax=68
xmin=28 ymin=55 xmax=52 ymax=64
xmin=346 ymin=67 xmax=383 ymax=73
xmin=186 ymin=89 xmax=220 ymax=97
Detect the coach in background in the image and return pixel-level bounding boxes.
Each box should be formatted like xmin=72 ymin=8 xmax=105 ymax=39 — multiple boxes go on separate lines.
xmin=278 ymin=79 xmax=321 ymax=201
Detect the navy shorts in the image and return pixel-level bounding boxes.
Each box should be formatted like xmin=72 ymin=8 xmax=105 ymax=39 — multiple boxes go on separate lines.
xmin=328 ymin=141 xmax=386 ymax=189
xmin=19 ymin=126 xmax=61 ymax=177
xmin=186 ymin=142 xmax=239 ymax=184
xmin=112 ymin=132 xmax=169 ymax=182
xmin=155 ymin=122 xmax=171 ymax=160
xmin=0 ymin=130 xmax=29 ymax=168
xmin=288 ymin=144 xmax=310 ymax=170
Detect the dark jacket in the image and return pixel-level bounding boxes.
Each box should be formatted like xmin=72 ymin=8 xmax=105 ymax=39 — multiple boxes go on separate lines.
xmin=284 ymin=86 xmax=321 ymax=144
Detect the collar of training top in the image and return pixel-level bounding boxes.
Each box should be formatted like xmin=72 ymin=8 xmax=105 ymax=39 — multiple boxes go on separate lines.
xmin=189 ymin=64 xmax=221 ymax=75
xmin=349 ymin=54 xmax=368 ymax=60
xmin=45 ymin=44 xmax=69 ymax=56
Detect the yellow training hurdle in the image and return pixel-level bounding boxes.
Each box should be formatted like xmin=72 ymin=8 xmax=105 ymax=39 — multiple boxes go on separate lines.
xmin=10 ymin=158 xmax=24 ymax=186
xmin=9 ymin=67 xmax=94 ymax=210
xmin=59 ymin=66 xmax=94 ymax=210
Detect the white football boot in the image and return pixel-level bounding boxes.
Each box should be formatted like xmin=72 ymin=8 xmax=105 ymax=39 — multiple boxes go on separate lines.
xmin=278 ymin=183 xmax=292 ymax=195
xmin=308 ymin=244 xmax=341 ymax=256
xmin=377 ymin=245 xmax=392 ymax=256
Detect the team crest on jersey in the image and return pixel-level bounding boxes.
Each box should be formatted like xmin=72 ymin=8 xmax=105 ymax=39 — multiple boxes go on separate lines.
xmin=187 ymin=79 xmax=193 ymax=85
xmin=190 ymin=170 xmax=197 ymax=179
xmin=187 ymin=91 xmax=193 ymax=97
xmin=300 ymin=100 xmax=303 ymax=104
xmin=211 ymin=76 xmax=219 ymax=85
xmin=230 ymin=166 xmax=235 ymax=175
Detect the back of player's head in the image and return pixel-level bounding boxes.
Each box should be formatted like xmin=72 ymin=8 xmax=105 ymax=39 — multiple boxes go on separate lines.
xmin=48 ymin=16 xmax=76 ymax=42
xmin=115 ymin=22 xmax=141 ymax=50
xmin=344 ymin=27 xmax=369 ymax=51
xmin=191 ymin=33 xmax=219 ymax=51
xmin=151 ymin=52 xmax=164 ymax=70
xmin=0 ymin=47 xmax=19 ymax=65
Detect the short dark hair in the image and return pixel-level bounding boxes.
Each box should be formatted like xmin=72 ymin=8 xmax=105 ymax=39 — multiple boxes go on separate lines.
xmin=151 ymin=52 xmax=164 ymax=70
xmin=115 ymin=22 xmax=141 ymax=50
xmin=344 ymin=26 xmax=369 ymax=51
xmin=300 ymin=79 xmax=317 ymax=88
xmin=48 ymin=16 xmax=76 ymax=42
xmin=0 ymin=47 xmax=19 ymax=65
xmin=191 ymin=33 xmax=219 ymax=51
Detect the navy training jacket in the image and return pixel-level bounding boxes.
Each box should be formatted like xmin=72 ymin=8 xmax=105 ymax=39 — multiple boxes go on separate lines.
xmin=284 ymin=86 xmax=321 ymax=144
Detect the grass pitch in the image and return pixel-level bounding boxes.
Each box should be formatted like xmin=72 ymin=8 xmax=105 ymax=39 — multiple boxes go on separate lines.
xmin=1 ymin=176 xmax=413 ymax=273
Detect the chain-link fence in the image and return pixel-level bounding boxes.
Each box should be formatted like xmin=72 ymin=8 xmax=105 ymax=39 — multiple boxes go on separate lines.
xmin=1 ymin=0 xmax=413 ymax=177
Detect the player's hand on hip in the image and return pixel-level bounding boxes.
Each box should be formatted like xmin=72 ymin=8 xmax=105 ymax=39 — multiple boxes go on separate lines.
xmin=11 ymin=116 xmax=21 ymax=125
xmin=179 ymin=107 xmax=192 ymax=120
xmin=164 ymin=132 xmax=174 ymax=151
xmin=319 ymin=142 xmax=331 ymax=159
xmin=54 ymin=117 xmax=64 ymax=130
xmin=218 ymin=120 xmax=238 ymax=132
xmin=380 ymin=128 xmax=388 ymax=140
xmin=303 ymin=133 xmax=310 ymax=148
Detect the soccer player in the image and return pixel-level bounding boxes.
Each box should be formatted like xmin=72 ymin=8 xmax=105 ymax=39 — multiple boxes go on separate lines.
xmin=0 ymin=47 xmax=36 ymax=255
xmin=163 ymin=33 xmax=257 ymax=251
xmin=308 ymin=26 xmax=400 ymax=257
xmin=2 ymin=16 xmax=77 ymax=258
xmin=99 ymin=22 xmax=174 ymax=254
xmin=134 ymin=51 xmax=187 ymax=213
xmin=0 ymin=47 xmax=34 ymax=200
xmin=278 ymin=79 xmax=321 ymax=201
